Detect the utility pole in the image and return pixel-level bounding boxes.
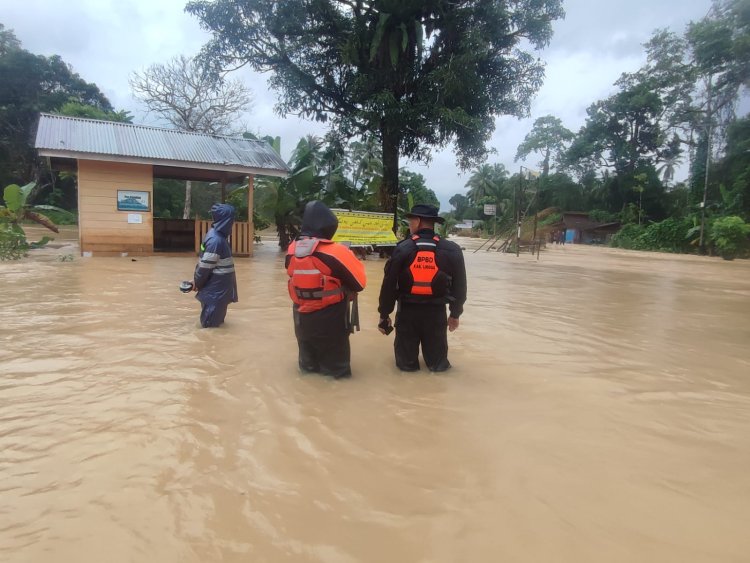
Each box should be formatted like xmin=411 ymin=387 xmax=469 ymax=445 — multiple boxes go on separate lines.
xmin=517 ymin=166 xmax=526 ymax=257
xmin=699 ymin=74 xmax=712 ymax=254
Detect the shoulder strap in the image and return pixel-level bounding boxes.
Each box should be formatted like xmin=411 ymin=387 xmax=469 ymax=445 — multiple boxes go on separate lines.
xmin=294 ymin=237 xmax=320 ymax=258
xmin=413 ymin=235 xmax=438 ymax=251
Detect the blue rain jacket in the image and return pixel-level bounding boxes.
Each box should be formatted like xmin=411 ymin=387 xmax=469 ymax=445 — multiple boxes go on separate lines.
xmin=194 ymin=203 xmax=238 ymax=307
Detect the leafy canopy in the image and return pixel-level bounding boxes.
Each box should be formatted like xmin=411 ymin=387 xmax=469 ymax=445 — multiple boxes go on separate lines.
xmin=187 ymin=0 xmax=564 ymax=213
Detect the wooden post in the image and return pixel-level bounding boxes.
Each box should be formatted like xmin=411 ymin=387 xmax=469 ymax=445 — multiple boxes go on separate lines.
xmin=247 ymin=175 xmax=254 ymax=257
xmin=220 ymin=178 xmax=226 ymax=203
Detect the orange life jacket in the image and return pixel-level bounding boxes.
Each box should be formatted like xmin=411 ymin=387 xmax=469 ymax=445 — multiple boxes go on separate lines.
xmin=408 ymin=234 xmax=441 ymax=296
xmin=287 ymin=238 xmax=344 ymax=313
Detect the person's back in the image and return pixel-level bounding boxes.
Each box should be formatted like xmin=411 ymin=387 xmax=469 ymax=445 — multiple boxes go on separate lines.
xmin=378 ymin=204 xmax=467 ymax=372
xmin=286 ymin=201 xmax=366 ymax=378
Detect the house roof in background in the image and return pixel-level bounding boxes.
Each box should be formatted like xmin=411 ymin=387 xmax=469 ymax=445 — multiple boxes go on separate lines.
xmin=34 ymin=113 xmax=289 ymax=178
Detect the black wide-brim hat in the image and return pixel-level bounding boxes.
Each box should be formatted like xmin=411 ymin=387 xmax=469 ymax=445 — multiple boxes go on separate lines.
xmin=405 ymin=203 xmax=445 ymax=224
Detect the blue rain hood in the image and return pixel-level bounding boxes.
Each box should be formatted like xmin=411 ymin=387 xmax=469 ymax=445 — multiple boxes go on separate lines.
xmin=300 ymin=201 xmax=338 ymax=240
xmin=211 ymin=203 xmax=235 ymax=237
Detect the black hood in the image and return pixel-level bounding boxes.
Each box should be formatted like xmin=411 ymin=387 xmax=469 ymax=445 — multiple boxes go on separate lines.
xmin=300 ymin=201 xmax=338 ymax=240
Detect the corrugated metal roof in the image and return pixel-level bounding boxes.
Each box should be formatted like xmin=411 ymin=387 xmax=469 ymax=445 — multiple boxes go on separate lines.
xmin=34 ymin=113 xmax=289 ymax=175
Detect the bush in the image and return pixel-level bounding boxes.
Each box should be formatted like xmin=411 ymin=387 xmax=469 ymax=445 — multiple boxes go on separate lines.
xmin=710 ymin=216 xmax=750 ymax=260
xmin=610 ymin=224 xmax=644 ymax=249
xmin=0 ymin=225 xmax=28 ymax=260
xmin=636 ymin=217 xmax=694 ymax=253
xmin=610 ymin=218 xmax=695 ymax=253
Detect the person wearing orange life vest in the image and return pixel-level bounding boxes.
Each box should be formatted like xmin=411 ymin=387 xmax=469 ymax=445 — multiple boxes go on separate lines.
xmin=377 ymin=204 xmax=467 ymax=372
xmin=286 ymin=201 xmax=367 ymax=378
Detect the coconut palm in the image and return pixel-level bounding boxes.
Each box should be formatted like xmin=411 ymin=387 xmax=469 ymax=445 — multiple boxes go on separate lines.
xmin=465 ymin=163 xmax=513 ymax=229
xmin=465 ymin=163 xmax=508 ymax=204
xmin=656 ymin=134 xmax=684 ymax=188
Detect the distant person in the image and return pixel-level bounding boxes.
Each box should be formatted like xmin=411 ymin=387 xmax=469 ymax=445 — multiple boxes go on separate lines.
xmin=377 ymin=204 xmax=467 ymax=372
xmin=193 ymin=203 xmax=238 ymax=328
xmin=560 ymin=229 xmax=566 ymax=245
xmin=286 ymin=201 xmax=367 ymax=379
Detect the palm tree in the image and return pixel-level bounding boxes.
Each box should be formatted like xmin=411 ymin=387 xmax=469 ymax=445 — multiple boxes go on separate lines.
xmin=465 ymin=164 xmax=513 ymax=233
xmin=317 ymin=136 xmax=383 ymax=212
xmin=465 ymin=163 xmax=508 ymax=204
xmin=656 ymin=134 xmax=683 ymax=189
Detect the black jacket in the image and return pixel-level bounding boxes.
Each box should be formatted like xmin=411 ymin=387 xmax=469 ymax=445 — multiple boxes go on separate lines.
xmin=378 ymin=228 xmax=467 ymax=318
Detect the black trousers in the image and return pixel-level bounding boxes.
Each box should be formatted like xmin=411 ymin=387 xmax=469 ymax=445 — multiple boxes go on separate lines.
xmin=293 ymin=301 xmax=352 ymax=378
xmin=394 ymin=303 xmax=451 ymax=372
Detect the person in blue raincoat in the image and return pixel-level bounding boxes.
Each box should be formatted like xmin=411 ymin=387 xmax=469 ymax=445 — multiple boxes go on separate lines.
xmin=193 ymin=203 xmax=238 ymax=328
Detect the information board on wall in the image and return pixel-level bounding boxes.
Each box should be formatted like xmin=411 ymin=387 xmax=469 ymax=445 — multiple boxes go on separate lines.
xmin=331 ymin=209 xmax=398 ymax=247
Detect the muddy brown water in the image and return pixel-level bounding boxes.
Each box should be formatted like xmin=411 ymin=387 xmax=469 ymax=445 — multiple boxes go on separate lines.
xmin=2 ymin=229 xmax=750 ymax=562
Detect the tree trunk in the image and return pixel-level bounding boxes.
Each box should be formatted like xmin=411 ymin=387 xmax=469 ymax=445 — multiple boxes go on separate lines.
xmin=277 ymin=219 xmax=289 ymax=251
xmin=183 ymin=180 xmax=192 ymax=219
xmin=381 ymin=122 xmax=400 ymax=232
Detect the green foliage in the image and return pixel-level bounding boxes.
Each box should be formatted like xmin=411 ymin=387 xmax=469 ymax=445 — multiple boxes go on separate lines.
xmin=254 ymin=136 xmax=325 ymax=249
xmin=566 ymin=81 xmax=663 ymax=177
xmin=0 ymin=25 xmax=114 ymax=187
xmin=709 ymin=215 xmax=750 ymax=259
xmin=187 ymin=0 xmax=564 ymax=213
xmin=30 ymin=206 xmax=77 ymax=225
xmin=1 ymin=182 xmax=60 ymax=233
xmin=611 ymin=217 xmax=697 ymax=253
xmin=448 ymin=193 xmax=470 ymax=221
xmin=515 ymin=115 xmax=574 ymax=176
xmin=399 ymin=170 xmax=439 ymax=210
xmin=436 ymin=216 xmax=458 ymax=238
xmin=0 ymin=224 xmax=27 ymax=260
xmin=55 ymin=101 xmax=133 ymax=123
xmin=539 ymin=212 xmax=562 ymax=226
xmin=636 ymin=217 xmax=695 ymax=253
xmin=610 ymin=224 xmax=645 ymax=249
xmin=224 ymin=185 xmax=270 ymax=231
xmin=465 ymin=163 xmax=512 ymax=221
xmin=328 ymin=135 xmax=382 ymax=211
xmin=153 ymin=179 xmax=186 ymax=219
xmin=3 ymin=183 xmax=26 ymax=212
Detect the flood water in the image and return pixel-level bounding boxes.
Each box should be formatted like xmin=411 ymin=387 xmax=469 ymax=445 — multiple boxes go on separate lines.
xmin=2 ymin=230 xmax=750 ymax=563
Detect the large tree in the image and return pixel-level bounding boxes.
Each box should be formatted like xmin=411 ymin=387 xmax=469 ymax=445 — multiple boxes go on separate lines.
xmin=186 ymin=0 xmax=564 ymax=225
xmin=130 ymin=55 xmax=253 ymax=218
xmin=0 ymin=24 xmax=114 ymax=188
xmin=515 ymin=115 xmax=574 ymax=177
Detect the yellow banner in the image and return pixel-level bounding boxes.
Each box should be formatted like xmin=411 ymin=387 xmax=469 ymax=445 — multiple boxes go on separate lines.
xmin=332 ymin=209 xmax=398 ymax=246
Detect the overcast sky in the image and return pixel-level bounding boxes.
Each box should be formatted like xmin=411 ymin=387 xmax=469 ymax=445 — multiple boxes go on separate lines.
xmin=3 ymin=0 xmax=716 ymax=209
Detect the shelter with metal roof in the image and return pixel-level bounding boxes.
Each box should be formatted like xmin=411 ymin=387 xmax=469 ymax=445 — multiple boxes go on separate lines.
xmin=35 ymin=113 xmax=289 ymax=257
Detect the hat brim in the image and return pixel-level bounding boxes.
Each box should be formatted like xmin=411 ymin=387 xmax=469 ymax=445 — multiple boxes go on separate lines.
xmin=405 ymin=213 xmax=445 ymax=224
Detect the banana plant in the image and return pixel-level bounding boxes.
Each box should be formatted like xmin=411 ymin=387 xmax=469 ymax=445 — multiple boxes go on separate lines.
xmin=1 ymin=182 xmax=63 ymax=248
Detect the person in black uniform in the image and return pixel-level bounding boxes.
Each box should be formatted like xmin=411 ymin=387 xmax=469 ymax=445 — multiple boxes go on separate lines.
xmin=377 ymin=204 xmax=467 ymax=372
